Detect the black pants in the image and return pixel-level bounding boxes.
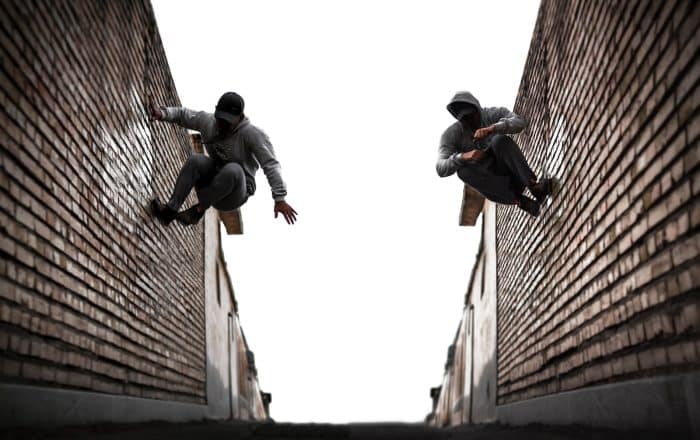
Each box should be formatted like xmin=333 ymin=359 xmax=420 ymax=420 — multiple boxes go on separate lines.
xmin=457 ymin=134 xmax=537 ymax=204
xmin=167 ymin=154 xmax=249 ymax=212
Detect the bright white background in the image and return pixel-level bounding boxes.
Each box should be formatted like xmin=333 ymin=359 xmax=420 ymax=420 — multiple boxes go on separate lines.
xmin=152 ymin=0 xmax=539 ymax=424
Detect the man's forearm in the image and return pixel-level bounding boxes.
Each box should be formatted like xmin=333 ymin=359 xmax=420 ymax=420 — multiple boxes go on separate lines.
xmin=493 ymin=115 xmax=527 ymax=134
xmin=436 ymin=153 xmax=464 ymax=177
xmin=157 ymin=106 xmax=213 ymax=134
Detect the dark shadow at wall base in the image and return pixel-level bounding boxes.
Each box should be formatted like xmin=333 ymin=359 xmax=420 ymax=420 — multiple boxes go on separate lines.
xmin=0 ymin=383 xmax=209 ymax=428
xmin=496 ymin=371 xmax=700 ymax=436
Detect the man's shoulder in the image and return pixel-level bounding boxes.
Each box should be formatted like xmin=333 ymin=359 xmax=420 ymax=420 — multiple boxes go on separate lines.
xmin=185 ymin=109 xmax=215 ymax=137
xmin=240 ymin=121 xmax=270 ymax=142
xmin=240 ymin=121 xmax=261 ymax=134
xmin=481 ymin=106 xmax=510 ymax=116
xmin=441 ymin=122 xmax=463 ymax=140
xmin=200 ymin=111 xmax=217 ymax=126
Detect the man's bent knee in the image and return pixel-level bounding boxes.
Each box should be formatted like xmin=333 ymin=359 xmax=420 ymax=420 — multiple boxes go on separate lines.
xmin=456 ymin=165 xmax=479 ymax=185
xmin=487 ymin=134 xmax=522 ymax=159
xmin=488 ymin=133 xmax=514 ymax=149
xmin=186 ymin=153 xmax=213 ymax=168
xmin=219 ymin=162 xmax=244 ymax=180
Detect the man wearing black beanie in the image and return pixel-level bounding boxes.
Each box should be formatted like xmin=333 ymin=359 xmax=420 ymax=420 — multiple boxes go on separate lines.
xmin=149 ymin=91 xmax=298 ymax=225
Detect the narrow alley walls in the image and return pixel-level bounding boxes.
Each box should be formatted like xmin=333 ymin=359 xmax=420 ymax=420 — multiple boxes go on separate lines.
xmin=0 ymin=0 xmax=269 ymax=426
xmin=497 ymin=0 xmax=699 ymax=406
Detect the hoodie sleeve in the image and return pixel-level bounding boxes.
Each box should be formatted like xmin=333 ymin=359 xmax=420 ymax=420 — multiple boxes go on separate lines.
xmin=436 ymin=127 xmax=467 ymax=177
xmin=483 ymin=107 xmax=528 ymax=134
xmin=160 ymin=107 xmax=216 ymax=138
xmin=246 ymin=128 xmax=288 ymax=202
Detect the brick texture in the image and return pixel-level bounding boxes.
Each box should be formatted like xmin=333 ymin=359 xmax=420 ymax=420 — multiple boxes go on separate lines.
xmin=0 ymin=0 xmax=206 ymax=402
xmin=496 ymin=0 xmax=700 ymax=404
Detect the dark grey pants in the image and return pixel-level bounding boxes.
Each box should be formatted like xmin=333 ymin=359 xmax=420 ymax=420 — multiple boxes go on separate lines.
xmin=167 ymin=154 xmax=248 ymax=212
xmin=457 ymin=134 xmax=537 ymax=204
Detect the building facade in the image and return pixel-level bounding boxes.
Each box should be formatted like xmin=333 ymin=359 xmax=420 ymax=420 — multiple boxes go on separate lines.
xmin=0 ymin=0 xmax=268 ymax=426
xmin=428 ymin=0 xmax=699 ymax=434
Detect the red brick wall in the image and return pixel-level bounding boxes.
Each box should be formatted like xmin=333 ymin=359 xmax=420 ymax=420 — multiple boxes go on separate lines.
xmin=0 ymin=0 xmax=207 ymax=402
xmin=496 ymin=0 xmax=700 ymax=404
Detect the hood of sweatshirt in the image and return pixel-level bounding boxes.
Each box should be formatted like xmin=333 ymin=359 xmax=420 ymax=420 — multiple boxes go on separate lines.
xmin=446 ymin=91 xmax=483 ymax=120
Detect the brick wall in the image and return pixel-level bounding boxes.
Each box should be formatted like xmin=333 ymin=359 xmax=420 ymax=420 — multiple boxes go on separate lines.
xmin=0 ymin=0 xmax=207 ymax=402
xmin=496 ymin=0 xmax=700 ymax=404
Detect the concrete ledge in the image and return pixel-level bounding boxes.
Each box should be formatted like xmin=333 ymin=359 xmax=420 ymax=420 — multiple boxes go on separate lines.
xmin=219 ymin=209 xmax=243 ymax=235
xmin=496 ymin=372 xmax=700 ymax=435
xmin=0 ymin=384 xmax=210 ymax=428
xmin=459 ymin=185 xmax=484 ymax=227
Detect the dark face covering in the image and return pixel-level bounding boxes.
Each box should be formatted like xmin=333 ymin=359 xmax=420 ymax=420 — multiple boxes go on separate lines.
xmin=216 ymin=118 xmax=232 ymax=133
xmin=214 ymin=117 xmax=241 ymax=142
xmin=457 ymin=105 xmax=481 ymax=130
xmin=216 ymin=115 xmax=244 ymax=136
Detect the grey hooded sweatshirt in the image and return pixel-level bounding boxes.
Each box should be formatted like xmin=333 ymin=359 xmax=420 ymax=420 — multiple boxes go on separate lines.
xmin=436 ymin=91 xmax=527 ymax=178
xmin=161 ymin=106 xmax=287 ymax=202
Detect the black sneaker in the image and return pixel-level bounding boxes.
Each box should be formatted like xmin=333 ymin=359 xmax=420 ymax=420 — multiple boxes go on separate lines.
xmin=517 ymin=195 xmax=540 ymax=217
xmin=529 ymin=176 xmax=561 ymax=204
xmin=176 ymin=204 xmax=206 ymax=226
xmin=150 ymin=198 xmax=177 ymax=225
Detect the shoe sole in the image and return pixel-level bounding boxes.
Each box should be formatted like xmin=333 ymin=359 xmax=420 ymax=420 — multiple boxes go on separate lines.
xmin=176 ymin=213 xmax=205 ymax=226
xmin=176 ymin=217 xmax=200 ymax=226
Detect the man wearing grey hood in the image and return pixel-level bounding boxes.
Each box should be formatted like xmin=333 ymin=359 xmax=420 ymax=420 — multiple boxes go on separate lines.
xmin=149 ymin=91 xmax=298 ymax=226
xmin=437 ymin=91 xmax=559 ymax=217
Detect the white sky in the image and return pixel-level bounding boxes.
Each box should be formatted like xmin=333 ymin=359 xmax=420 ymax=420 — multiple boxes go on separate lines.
xmin=152 ymin=0 xmax=539 ymax=424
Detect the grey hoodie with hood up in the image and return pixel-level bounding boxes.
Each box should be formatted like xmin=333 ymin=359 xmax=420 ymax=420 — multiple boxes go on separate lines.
xmin=436 ymin=91 xmax=527 ymax=178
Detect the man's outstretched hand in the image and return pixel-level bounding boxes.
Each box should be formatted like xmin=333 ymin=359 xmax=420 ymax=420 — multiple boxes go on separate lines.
xmin=148 ymin=103 xmax=163 ymax=121
xmin=274 ymin=201 xmax=298 ymax=224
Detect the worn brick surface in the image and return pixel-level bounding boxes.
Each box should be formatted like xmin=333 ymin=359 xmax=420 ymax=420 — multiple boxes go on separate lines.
xmin=496 ymin=0 xmax=700 ymax=404
xmin=0 ymin=0 xmax=206 ymax=402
